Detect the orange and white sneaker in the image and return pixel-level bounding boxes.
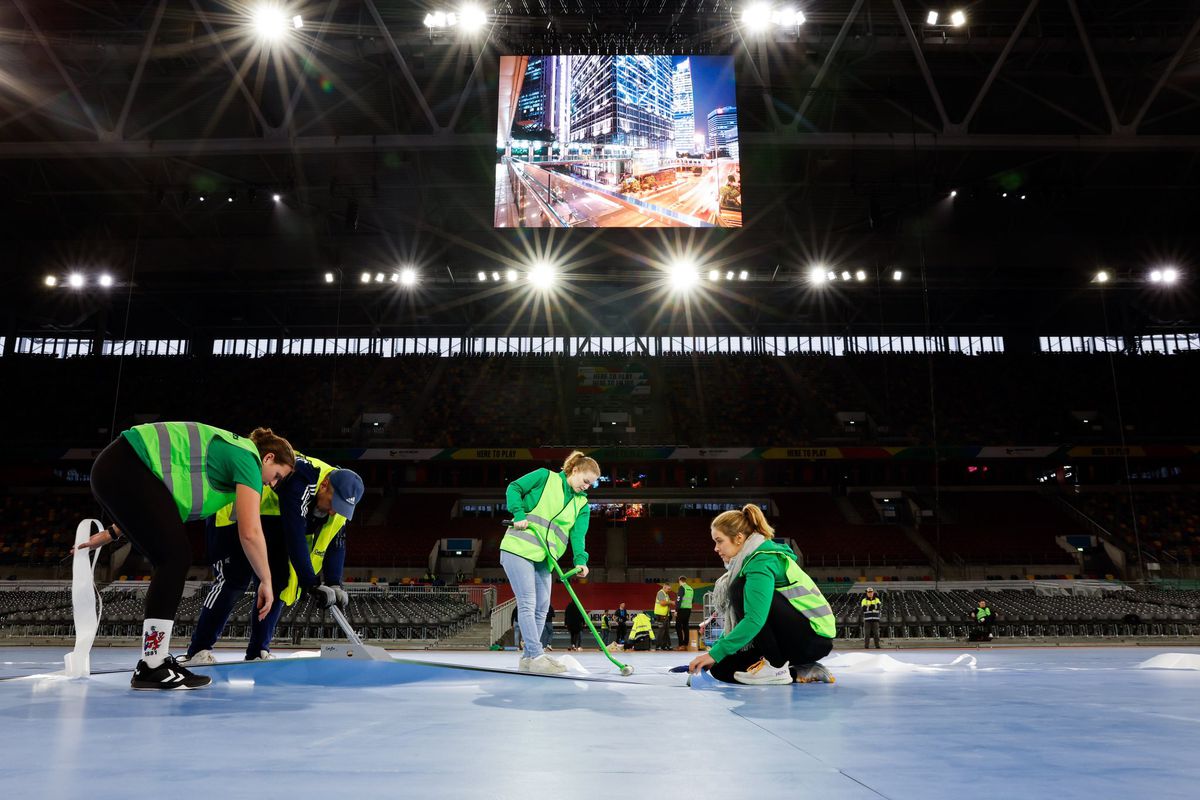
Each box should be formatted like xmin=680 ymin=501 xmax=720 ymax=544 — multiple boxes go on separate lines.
xmin=794 ymin=663 xmax=836 ymax=684
xmin=733 ymin=658 xmax=794 ymax=685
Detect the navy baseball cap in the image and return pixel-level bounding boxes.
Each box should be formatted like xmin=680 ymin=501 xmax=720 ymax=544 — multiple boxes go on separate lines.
xmin=327 ymin=469 xmax=364 ymax=520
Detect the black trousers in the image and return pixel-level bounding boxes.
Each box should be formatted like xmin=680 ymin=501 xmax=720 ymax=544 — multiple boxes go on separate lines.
xmin=864 ymin=619 xmax=881 ymax=648
xmin=90 ymin=437 xmax=191 ymax=622
xmin=710 ymin=583 xmax=834 ymax=683
xmin=568 ymin=627 xmax=582 ymax=648
xmin=675 ymin=607 xmax=692 ymax=647
xmin=615 ymin=622 xmax=628 ymax=643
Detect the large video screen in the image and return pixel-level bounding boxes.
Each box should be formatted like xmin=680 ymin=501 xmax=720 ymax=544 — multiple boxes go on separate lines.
xmin=495 ymin=55 xmax=740 ymax=229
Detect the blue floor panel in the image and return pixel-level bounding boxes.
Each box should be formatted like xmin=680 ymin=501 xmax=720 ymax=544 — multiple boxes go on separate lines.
xmin=2 ymin=646 xmax=1197 ymax=798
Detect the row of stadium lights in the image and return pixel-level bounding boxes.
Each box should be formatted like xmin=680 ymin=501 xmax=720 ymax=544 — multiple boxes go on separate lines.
xmin=739 ymin=5 xmax=966 ymax=31
xmin=244 ymin=4 xmax=965 ymax=41
xmin=40 ymin=266 xmax=1184 ymax=290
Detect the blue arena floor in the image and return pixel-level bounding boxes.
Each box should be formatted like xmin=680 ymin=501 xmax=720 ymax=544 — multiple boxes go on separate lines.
xmin=2 ymin=645 xmax=1198 ymax=799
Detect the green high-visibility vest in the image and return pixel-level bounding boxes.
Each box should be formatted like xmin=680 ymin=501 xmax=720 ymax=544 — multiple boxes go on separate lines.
xmin=741 ymin=549 xmax=837 ymax=639
xmin=976 ymin=607 xmax=992 ymax=622
xmin=127 ymin=422 xmax=260 ymax=523
xmin=212 ymin=452 xmax=348 ymax=607
xmin=679 ymin=583 xmax=695 ymax=609
xmin=500 ymin=472 xmax=586 ymax=563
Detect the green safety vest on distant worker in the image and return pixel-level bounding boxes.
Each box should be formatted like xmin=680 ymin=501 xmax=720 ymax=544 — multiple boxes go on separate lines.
xmin=678 ymin=583 xmax=694 ymax=610
xmin=976 ymin=606 xmax=992 ymax=623
xmin=213 ymin=452 xmax=348 ymax=606
xmin=127 ymin=422 xmax=261 ymax=523
xmin=741 ymin=549 xmax=837 ymax=639
xmin=500 ymin=472 xmax=586 ymax=563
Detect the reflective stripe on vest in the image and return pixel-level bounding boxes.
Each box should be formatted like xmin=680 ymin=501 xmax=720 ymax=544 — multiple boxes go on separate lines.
xmin=500 ymin=471 xmax=583 ymax=563
xmin=743 ymin=550 xmax=837 ymax=639
xmin=679 ymin=584 xmax=695 ymax=609
xmin=861 ymin=597 xmax=882 ymax=620
xmin=130 ymin=422 xmax=260 ymax=522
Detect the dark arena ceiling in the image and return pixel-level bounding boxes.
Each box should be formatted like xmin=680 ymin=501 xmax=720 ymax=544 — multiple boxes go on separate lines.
xmin=1 ymin=0 xmax=1198 ymax=339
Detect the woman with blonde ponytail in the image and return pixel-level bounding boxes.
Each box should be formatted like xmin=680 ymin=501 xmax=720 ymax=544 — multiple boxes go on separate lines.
xmin=74 ymin=422 xmax=294 ymax=690
xmin=688 ymin=503 xmax=837 ymax=685
xmin=501 ymin=450 xmax=600 ymax=674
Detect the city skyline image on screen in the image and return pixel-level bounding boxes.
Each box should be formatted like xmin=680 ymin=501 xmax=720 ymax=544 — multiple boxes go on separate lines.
xmin=495 ymin=55 xmax=741 ymax=229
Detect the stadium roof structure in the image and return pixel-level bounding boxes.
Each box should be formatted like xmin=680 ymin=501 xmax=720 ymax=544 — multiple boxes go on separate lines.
xmin=2 ymin=1 xmax=1198 ymax=339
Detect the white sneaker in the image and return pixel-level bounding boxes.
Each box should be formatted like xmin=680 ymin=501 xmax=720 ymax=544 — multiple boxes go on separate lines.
xmin=182 ymin=649 xmax=218 ymax=666
xmin=525 ymin=654 xmax=568 ymax=675
xmin=794 ymin=663 xmax=836 ymax=684
xmin=245 ymin=650 xmax=275 ymax=662
xmin=733 ymin=658 xmax=793 ymax=685
xmin=542 ymin=654 xmax=566 ymax=668
xmin=518 ymin=656 xmax=532 ymax=671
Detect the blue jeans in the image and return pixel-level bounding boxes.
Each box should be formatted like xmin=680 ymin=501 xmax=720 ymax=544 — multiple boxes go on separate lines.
xmin=501 ymin=550 xmax=553 ymax=660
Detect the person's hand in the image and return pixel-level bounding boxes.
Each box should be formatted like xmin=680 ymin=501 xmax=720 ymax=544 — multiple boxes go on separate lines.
xmin=256 ymin=582 xmax=273 ymax=621
xmin=576 ymin=565 xmax=589 ymax=579
xmin=70 ymin=529 xmax=114 ymax=553
xmin=308 ymin=584 xmax=337 ymax=609
xmin=513 ymin=519 xmax=529 ymax=530
xmin=331 ymin=585 xmax=350 ymax=609
xmin=688 ymin=653 xmax=715 ymax=674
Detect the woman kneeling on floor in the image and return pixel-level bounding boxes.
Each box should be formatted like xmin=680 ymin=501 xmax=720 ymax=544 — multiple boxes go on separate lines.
xmin=688 ymin=504 xmax=837 ymax=685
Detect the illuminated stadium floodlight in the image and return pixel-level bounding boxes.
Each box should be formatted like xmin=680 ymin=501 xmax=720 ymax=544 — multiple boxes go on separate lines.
xmin=739 ymin=270 xmax=749 ymax=280
xmin=669 ymin=262 xmax=700 ymax=291
xmin=398 ymin=268 xmax=417 ymax=286
xmin=324 ymin=272 xmax=335 ymax=284
xmin=506 ymin=269 xmax=518 ymax=282
xmin=1094 ymin=270 xmax=1109 ymax=284
xmin=459 ymin=4 xmax=488 ymax=31
xmin=492 ymin=271 xmax=500 ymax=281
xmin=893 ymin=270 xmax=904 ymax=281
xmin=950 ymin=10 xmax=966 ymax=27
xmin=98 ymin=274 xmax=114 ymax=288
xmin=708 ymin=269 xmax=721 ymax=282
xmin=374 ymin=272 xmax=385 ymax=283
xmin=1162 ymin=267 xmax=1179 ymax=284
xmin=826 ymin=270 xmax=837 ymax=282
xmin=773 ymin=8 xmax=805 ymax=27
xmin=1149 ymin=270 xmax=1163 ymax=283
xmin=950 ymin=189 xmax=957 ymax=198
xmin=251 ymin=5 xmax=289 ymax=41
xmin=273 ymin=193 xmax=282 ymax=202
xmin=292 ymin=15 xmax=303 ymax=30
xmin=44 ymin=275 xmax=57 ymax=287
xmin=809 ymin=267 xmax=827 ymax=284
xmin=528 ymin=263 xmax=556 ymax=289
xmin=360 ymin=272 xmax=371 ymax=283
xmin=841 ymin=270 xmax=851 ymax=281
xmin=740 ymin=4 xmax=772 ymax=32
xmin=68 ymin=273 xmax=85 ymax=288
xmin=926 ymin=11 xmax=939 ymax=25
xmin=855 ymin=270 xmax=867 ymax=282
xmin=477 ymin=271 xmax=487 ymax=281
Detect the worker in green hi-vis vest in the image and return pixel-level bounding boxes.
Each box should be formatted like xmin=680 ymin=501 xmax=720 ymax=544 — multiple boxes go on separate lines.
xmin=73 ymin=424 xmax=295 ymax=690
xmin=675 ymin=575 xmax=695 ymax=650
xmin=501 ymin=450 xmax=601 ymax=675
xmin=688 ymin=504 xmax=837 ymax=686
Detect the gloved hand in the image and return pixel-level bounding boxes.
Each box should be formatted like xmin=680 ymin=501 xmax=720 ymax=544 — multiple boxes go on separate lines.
xmin=307 ymin=584 xmax=337 ymax=609
xmin=330 ymin=585 xmax=349 ymax=610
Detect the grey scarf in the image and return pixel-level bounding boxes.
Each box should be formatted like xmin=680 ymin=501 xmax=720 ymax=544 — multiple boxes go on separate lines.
xmin=711 ymin=533 xmax=766 ymax=638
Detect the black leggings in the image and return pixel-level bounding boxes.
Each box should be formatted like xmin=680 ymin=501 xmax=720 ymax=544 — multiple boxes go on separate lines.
xmin=710 ymin=583 xmax=835 ymax=683
xmin=90 ymin=437 xmax=192 ymax=622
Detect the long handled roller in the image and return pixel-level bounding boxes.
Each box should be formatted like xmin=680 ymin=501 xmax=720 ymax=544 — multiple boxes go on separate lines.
xmin=504 ymin=520 xmax=634 ymax=676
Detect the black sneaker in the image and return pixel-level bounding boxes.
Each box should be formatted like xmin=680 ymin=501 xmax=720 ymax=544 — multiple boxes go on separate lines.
xmin=130 ymin=656 xmax=212 ymax=690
